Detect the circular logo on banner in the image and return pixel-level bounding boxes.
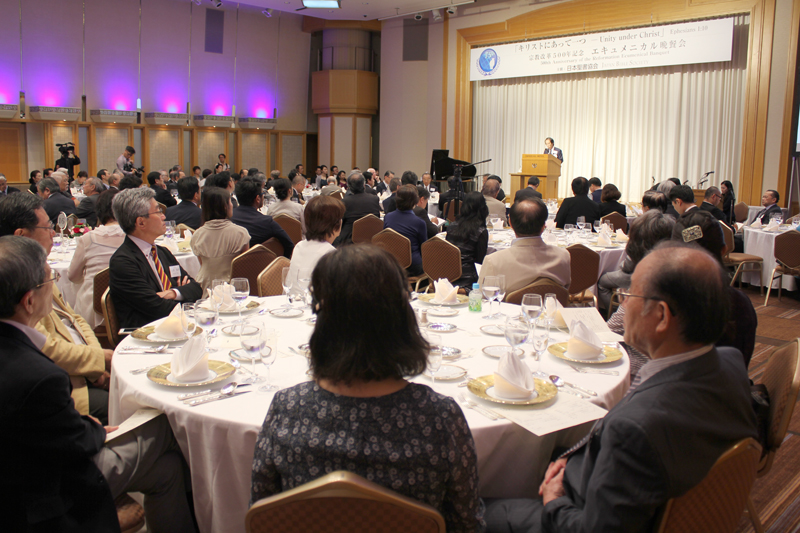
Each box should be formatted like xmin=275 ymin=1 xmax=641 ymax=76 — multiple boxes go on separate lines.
xmin=477 ymin=49 xmax=499 ymax=76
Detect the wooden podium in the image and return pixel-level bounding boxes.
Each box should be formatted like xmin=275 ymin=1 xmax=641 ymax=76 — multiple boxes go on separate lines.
xmin=509 ymin=154 xmax=561 ymax=200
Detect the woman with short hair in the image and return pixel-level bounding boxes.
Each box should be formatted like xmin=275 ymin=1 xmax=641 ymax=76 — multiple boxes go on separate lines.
xmin=285 ymin=195 xmax=345 ymax=284
xmin=599 ymin=183 xmax=627 ymax=217
xmin=383 ymin=184 xmax=428 ymax=276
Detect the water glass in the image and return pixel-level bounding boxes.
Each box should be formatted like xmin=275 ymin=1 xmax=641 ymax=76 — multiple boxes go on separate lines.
xmin=482 ymin=276 xmax=500 ymax=319
xmin=593 ymin=220 xmax=601 ymax=233
xmin=194 ymin=299 xmax=218 ymax=352
xmin=504 ymin=315 xmax=530 ymax=357
xmin=281 ymin=267 xmax=293 ymax=307
xmin=258 ymin=328 xmax=278 ymax=393
xmin=52 ymin=234 xmax=64 ymax=260
xmin=296 ymin=268 xmax=313 ymax=307
xmin=231 ymin=277 xmax=250 ymax=329
xmin=164 ymin=220 xmax=176 ymax=239
xmin=239 ymin=319 xmax=265 ymax=384
xmin=530 ymin=320 xmax=550 ymax=371
xmin=544 ymin=293 xmax=558 ymax=327
xmin=180 ymin=303 xmax=196 ymax=339
xmin=425 ymin=333 xmax=443 ymax=385
xmin=521 ymin=294 xmax=543 ymax=327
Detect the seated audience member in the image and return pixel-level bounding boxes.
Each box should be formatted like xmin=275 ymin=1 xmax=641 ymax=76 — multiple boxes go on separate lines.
xmin=75 ymin=171 xmax=89 ymax=188
xmin=266 ymin=177 xmax=306 ymax=234
xmin=598 ymin=183 xmax=627 ymax=218
xmin=97 ymin=168 xmax=109 ymax=187
xmin=699 ymin=186 xmax=726 ymax=221
xmin=107 ymin=171 xmax=122 ymax=189
xmin=0 ymin=193 xmax=112 ymax=423
xmin=190 ymin=187 xmax=250 ymax=291
xmin=109 ymin=188 xmax=203 ymax=329
xmin=320 ymin=176 xmax=340 ymax=196
xmin=52 ymin=172 xmax=76 ymax=204
xmin=363 ymin=170 xmax=378 ymax=195
xmin=75 ymin=177 xmax=104 ymax=227
xmin=421 ymin=171 xmax=439 ymax=193
xmin=751 ymin=189 xmax=782 ymax=225
xmin=668 ymin=185 xmax=697 ymax=216
xmin=383 ymin=185 xmax=428 ymax=276
xmin=147 ymin=171 xmax=177 ymax=208
xmin=0 ymin=174 xmax=19 ymax=196
xmin=333 ymin=172 xmax=381 ymax=246
xmin=230 ymin=178 xmax=294 ymax=256
xmin=482 ymin=178 xmax=507 ymax=221
xmin=479 ymin=198 xmax=570 ymax=292
xmin=486 ymin=175 xmax=506 ymax=202
xmin=641 ymin=190 xmax=669 ymax=213
xmin=251 ymin=244 xmax=483 ymax=532
xmin=166 ymin=170 xmax=179 ymax=193
xmin=39 ymin=177 xmax=76 ymax=223
xmin=597 ymin=210 xmax=674 ymax=313
xmin=206 ymin=171 xmax=238 ymax=207
xmin=484 ymin=244 xmax=757 ymax=533
xmin=286 ymin=195 xmax=345 ymax=285
xmin=165 ymin=176 xmax=203 ymax=230
xmin=200 ymin=168 xmax=213 ymax=187
xmin=313 ymin=166 xmax=324 ymax=189
xmin=375 ymin=170 xmax=393 ymax=195
xmin=439 ymin=176 xmax=466 ymax=218
xmin=720 ymin=180 xmax=736 ymax=224
xmin=589 ymin=177 xmax=603 ymax=203
xmin=68 ymin=189 xmax=125 ymax=329
xmin=118 ymin=174 xmax=143 ymax=190
xmin=554 ymin=177 xmax=600 ymax=229
xmin=401 ymin=170 xmax=418 ymax=186
xmin=382 ymin=177 xmax=402 ymax=214
xmin=414 ymin=186 xmax=440 ymax=239
xmin=446 ymin=192 xmax=489 ymax=289
xmin=514 ymin=176 xmax=543 ymax=203
xmin=291 ymin=174 xmax=306 ymax=205
xmin=28 ymin=169 xmax=42 ymax=194
xmin=0 ymin=236 xmax=197 ymax=533
xmin=336 ymin=170 xmax=348 ymax=189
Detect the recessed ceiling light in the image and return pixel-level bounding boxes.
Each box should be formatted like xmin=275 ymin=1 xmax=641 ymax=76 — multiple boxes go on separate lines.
xmin=302 ymin=0 xmax=340 ymax=7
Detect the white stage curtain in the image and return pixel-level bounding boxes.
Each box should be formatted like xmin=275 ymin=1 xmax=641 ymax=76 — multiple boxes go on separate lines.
xmin=472 ymin=15 xmax=749 ymax=202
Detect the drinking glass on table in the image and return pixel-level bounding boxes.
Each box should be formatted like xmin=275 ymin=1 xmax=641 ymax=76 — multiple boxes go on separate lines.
xmin=258 ymin=328 xmax=278 ymax=393
xmin=425 ymin=333 xmax=443 ymax=385
xmin=296 ymin=268 xmax=313 ymax=308
xmin=490 ymin=217 xmax=503 ymax=230
xmin=239 ymin=319 xmax=265 ymax=384
xmin=281 ymin=267 xmax=293 ymax=307
xmin=771 ymin=213 xmax=783 ymax=226
xmin=52 ymin=233 xmax=64 ymax=261
xmin=180 ymin=303 xmax=196 ymax=339
xmin=576 ymin=216 xmax=586 ymax=232
xmin=164 ymin=220 xmax=176 ymax=239
xmin=230 ymin=277 xmax=250 ymax=330
xmin=504 ymin=315 xmax=529 ymax=358
xmin=493 ymin=275 xmax=507 ymax=319
xmin=593 ymin=220 xmax=601 ymax=233
xmin=530 ymin=320 xmax=549 ymax=371
xmin=194 ymin=299 xmax=218 ymax=352
xmin=543 ymin=293 xmax=558 ymax=328
xmin=481 ymin=276 xmax=500 ymax=319
xmin=521 ymin=294 xmax=543 ymax=329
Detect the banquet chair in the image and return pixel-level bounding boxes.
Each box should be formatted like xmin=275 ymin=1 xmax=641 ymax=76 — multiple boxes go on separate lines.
xmin=352 ymin=214 xmax=384 ymax=244
xmin=262 ymin=237 xmax=285 ymax=258
xmin=231 ymin=245 xmax=278 ymax=296
xmin=101 ymin=288 xmax=125 ymax=347
xmin=442 ymin=199 xmax=460 ymax=222
xmin=371 ymin=228 xmax=428 ymax=291
xmin=566 ymin=244 xmax=600 ymax=308
xmin=600 ymin=212 xmax=628 ymax=234
xmin=734 ymin=202 xmax=749 ymax=223
xmin=257 ymin=256 xmax=291 ymax=297
xmin=331 ymin=190 xmax=344 ymax=200
xmin=156 ymin=202 xmax=167 ymax=216
xmin=654 ymin=438 xmax=761 ymax=533
xmin=273 ymin=214 xmax=303 ymax=244
xmin=719 ymin=222 xmax=763 ymax=294
xmin=421 ymin=238 xmax=462 ymax=291
xmin=176 ymin=223 xmax=193 ymax=238
xmin=746 ymin=338 xmax=800 ymax=532
xmin=92 ymin=268 xmax=110 ymax=342
xmin=67 ymin=213 xmax=78 ymax=227
xmin=505 ymin=277 xmax=569 ymax=306
xmin=245 ymin=471 xmax=445 ymax=533
xmin=115 ymin=493 xmax=145 ymax=533
xmin=763 ymin=230 xmax=800 ymax=306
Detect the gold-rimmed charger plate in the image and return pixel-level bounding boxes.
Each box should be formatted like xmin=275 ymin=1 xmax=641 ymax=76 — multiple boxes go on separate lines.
xmin=418 ymin=294 xmax=470 ymax=307
xmin=132 ymin=325 xmax=203 ymax=343
xmin=206 ymin=300 xmax=260 ymax=315
xmin=547 ymin=342 xmax=623 ymax=364
xmin=146 ymin=360 xmax=235 ymax=387
xmin=467 ymin=375 xmax=557 ymax=405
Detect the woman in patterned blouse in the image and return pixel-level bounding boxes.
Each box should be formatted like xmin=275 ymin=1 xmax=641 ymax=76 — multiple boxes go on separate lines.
xmin=251 ymin=244 xmax=484 ymax=531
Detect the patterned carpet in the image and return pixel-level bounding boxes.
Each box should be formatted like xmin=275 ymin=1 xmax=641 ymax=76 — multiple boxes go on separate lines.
xmin=736 ymin=285 xmax=800 ymax=533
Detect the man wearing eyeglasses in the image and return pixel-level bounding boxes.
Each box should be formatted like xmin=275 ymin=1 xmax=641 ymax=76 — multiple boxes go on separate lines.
xmin=109 ymin=187 xmax=203 ymax=329
xmin=484 ymin=245 xmax=757 ymax=533
xmin=699 ymin=186 xmax=726 ymax=221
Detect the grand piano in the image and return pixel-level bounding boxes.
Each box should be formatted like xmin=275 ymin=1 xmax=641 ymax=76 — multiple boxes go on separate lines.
xmin=430 ymin=149 xmax=477 ymax=192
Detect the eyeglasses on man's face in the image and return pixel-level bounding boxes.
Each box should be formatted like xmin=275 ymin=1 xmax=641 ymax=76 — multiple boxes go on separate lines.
xmin=34 ymin=270 xmax=60 ymax=290
xmin=614 ymin=288 xmax=675 ymax=315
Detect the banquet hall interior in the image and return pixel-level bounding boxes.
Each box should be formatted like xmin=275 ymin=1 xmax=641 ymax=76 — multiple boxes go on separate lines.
xmin=2 ymin=0 xmax=800 ymax=531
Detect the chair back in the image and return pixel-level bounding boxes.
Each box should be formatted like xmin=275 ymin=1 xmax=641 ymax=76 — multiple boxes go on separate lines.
xmin=443 ymin=199 xmax=460 ymax=222
xmin=773 ymin=230 xmax=800 ymax=270
xmin=421 ymin=238 xmax=462 ymax=283
xmin=257 ymin=256 xmax=291 ymax=297
xmin=93 ymin=268 xmax=110 ymax=316
xmin=262 ymin=237 xmax=284 ymax=259
xmin=245 ymin=471 xmax=445 ymax=533
xmin=67 ymin=213 xmax=78 ymax=227
xmin=156 ymin=202 xmax=167 ymax=215
xmin=352 ymin=214 xmax=384 ymax=244
xmin=176 ymin=223 xmax=193 ymax=238
xmin=733 ymin=201 xmax=749 ymax=223
xmin=719 ymin=222 xmax=735 ymax=260
xmin=371 ymin=228 xmax=412 ymax=269
xmin=332 ymin=190 xmax=344 ymax=200
xmin=273 ymin=214 xmax=303 ymax=244
xmin=655 ymin=438 xmax=761 ymax=533
xmin=566 ymin=244 xmax=599 ymax=296
xmin=758 ymin=339 xmax=800 ymax=475
xmin=231 ymin=245 xmax=278 ymax=296
xmin=101 ymin=288 xmax=124 ymax=347
xmin=505 ymin=277 xmax=570 ymax=306
xmin=600 ymin=212 xmax=628 ymax=233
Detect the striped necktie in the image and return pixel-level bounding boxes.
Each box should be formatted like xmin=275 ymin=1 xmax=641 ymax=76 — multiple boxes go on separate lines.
xmin=151 ymin=245 xmax=172 ymax=291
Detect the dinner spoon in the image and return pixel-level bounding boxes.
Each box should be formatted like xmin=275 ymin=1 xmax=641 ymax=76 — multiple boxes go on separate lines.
xmin=549 ymin=374 xmax=597 ymax=397
xmin=533 ymin=371 xmax=587 ymax=399
xmin=179 ymin=381 xmax=248 ymax=402
xmin=121 ymin=344 xmax=170 ymax=354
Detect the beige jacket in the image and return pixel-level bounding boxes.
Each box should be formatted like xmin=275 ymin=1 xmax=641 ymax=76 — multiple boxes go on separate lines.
xmin=484 ymin=195 xmax=508 ymax=222
xmin=35 ymin=285 xmax=105 ymax=415
xmin=478 ymin=236 xmax=571 ymax=293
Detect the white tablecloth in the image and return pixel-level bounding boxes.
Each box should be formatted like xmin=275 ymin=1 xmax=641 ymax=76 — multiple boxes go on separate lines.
xmin=746 ymin=205 xmax=790 ymax=225
xmin=741 ymin=226 xmax=797 ymax=291
xmin=109 ymin=296 xmax=630 ymax=533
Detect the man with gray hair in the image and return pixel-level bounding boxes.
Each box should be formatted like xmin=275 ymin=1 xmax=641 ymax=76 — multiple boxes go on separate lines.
xmin=699 ymin=186 xmax=725 ymax=221
xmin=291 ymin=174 xmax=306 ymax=205
xmin=320 ymin=176 xmax=340 ymax=196
xmin=38 ymin=176 xmax=76 ymax=224
xmin=75 ymin=177 xmax=104 ymax=227
xmin=333 ymin=172 xmax=381 ymax=246
xmin=482 ymin=178 xmax=507 ymax=221
xmin=0 ymin=173 xmax=20 ymax=196
xmin=109 ymin=188 xmax=202 ymax=328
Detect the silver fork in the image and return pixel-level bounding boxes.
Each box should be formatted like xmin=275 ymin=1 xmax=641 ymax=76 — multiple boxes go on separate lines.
xmin=457 ymin=393 xmax=501 ymax=420
xmin=567 ymin=363 xmax=619 ymax=376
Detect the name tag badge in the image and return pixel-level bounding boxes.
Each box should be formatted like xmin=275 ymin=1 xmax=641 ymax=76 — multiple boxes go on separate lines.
xmin=169 ymin=265 xmax=181 ymax=278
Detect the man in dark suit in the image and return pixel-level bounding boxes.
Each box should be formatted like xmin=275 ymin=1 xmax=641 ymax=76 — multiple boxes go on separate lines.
xmin=420 ymin=172 xmax=439 ymax=193
xmin=589 ymin=177 xmax=602 ymax=203
xmin=109 ymin=188 xmax=203 ymax=329
xmin=414 ymin=186 xmax=440 ymax=239
xmin=165 ymin=176 xmax=203 ymax=230
xmin=554 ymin=177 xmax=600 ymax=229
xmin=334 ymin=172 xmax=381 ymax=246
xmin=0 ymin=174 xmax=20 ymax=196
xmin=543 ymin=137 xmax=563 ymax=162
xmin=231 ymin=177 xmax=294 ymax=256
xmin=751 ymin=189 xmax=783 ymax=225
xmin=0 ymin=235 xmax=196 ymax=532
xmin=699 ymin=186 xmax=726 ymax=221
xmin=38 ymin=177 xmax=76 ymax=224
xmin=147 ymin=171 xmax=177 ymax=208
xmin=485 ymin=175 xmax=505 ymax=202
xmin=382 ymin=177 xmax=402 ymax=214
xmin=668 ymin=185 xmax=698 ymax=217
xmin=514 ymin=176 xmax=543 ymax=203
xmin=375 ymin=171 xmax=394 ymax=195
xmin=364 ymin=171 xmax=379 ymax=195
xmin=484 ymin=245 xmax=757 ymax=532
xmin=74 ymin=177 xmax=103 ymax=227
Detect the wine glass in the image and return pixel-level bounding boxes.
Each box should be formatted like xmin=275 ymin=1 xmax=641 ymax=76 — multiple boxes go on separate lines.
xmin=194 ymin=299 xmax=218 ymax=352
xmin=576 ymin=216 xmax=586 ymax=231
xmin=530 ymin=320 xmax=549 ymax=371
xmin=231 ymin=277 xmax=250 ymax=330
xmin=772 ymin=213 xmax=783 ymax=226
xmin=520 ymin=294 xmax=543 ymax=330
xmin=493 ymin=275 xmax=507 ymax=318
xmin=490 ymin=217 xmax=502 ymax=230
xmin=544 ymin=293 xmax=558 ymax=328
xmin=180 ymin=303 xmax=196 ymax=339
xmin=51 ymin=233 xmax=63 ymax=261
xmin=296 ymin=268 xmax=313 ymax=308
xmin=426 ymin=333 xmax=442 ymax=385
xmin=593 ymin=220 xmax=601 ymax=233
xmin=239 ymin=319 xmax=265 ymax=384
xmin=258 ymin=328 xmax=278 ymax=393
xmin=164 ymin=220 xmax=176 ymax=240
xmin=504 ymin=315 xmax=529 ymax=358
xmin=281 ymin=267 xmax=293 ymax=307
xmin=481 ymin=276 xmax=500 ymax=320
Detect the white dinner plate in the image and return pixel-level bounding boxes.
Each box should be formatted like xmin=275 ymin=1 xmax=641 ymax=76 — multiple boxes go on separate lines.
xmin=482 ymin=345 xmax=524 ymax=358
xmin=480 ymin=324 xmax=505 ymax=337
xmin=423 ymin=364 xmax=467 ymax=381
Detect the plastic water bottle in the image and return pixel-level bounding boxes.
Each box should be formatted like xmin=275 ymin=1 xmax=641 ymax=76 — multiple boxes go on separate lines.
xmin=469 ymin=283 xmax=482 ymax=312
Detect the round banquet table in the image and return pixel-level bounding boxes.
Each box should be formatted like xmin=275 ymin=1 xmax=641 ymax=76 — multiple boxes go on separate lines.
xmin=746 ymin=205 xmax=790 ymax=225
xmin=109 ymin=296 xmax=630 ymax=533
xmin=741 ymin=226 xmax=798 ymax=291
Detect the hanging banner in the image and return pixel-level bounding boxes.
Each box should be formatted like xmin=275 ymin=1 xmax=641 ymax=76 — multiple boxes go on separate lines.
xmin=470 ymin=17 xmax=734 ymax=81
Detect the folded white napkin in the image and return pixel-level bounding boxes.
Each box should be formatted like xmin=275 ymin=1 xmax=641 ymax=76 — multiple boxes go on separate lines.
xmin=184 ymin=229 xmax=193 ymax=243
xmin=491 ymin=219 xmax=504 ymax=230
xmin=597 ymin=230 xmax=613 ymax=246
xmin=494 ymin=351 xmax=536 ymax=399
xmin=764 ymin=220 xmax=780 ymax=232
xmin=162 ymin=237 xmax=179 ymax=254
xmin=170 ymin=334 xmax=209 ymax=382
xmin=200 ymin=285 xmax=238 ymax=312
xmin=567 ymin=319 xmax=603 ymax=360
xmin=545 ymin=219 xmax=556 ymax=230
xmin=267 ymin=187 xmax=275 ymax=195
xmin=432 ymin=278 xmax=459 ymax=304
xmin=155 ymin=305 xmax=188 ymax=340
xmin=750 ymin=219 xmax=763 ymax=229
xmin=544 ymin=298 xmax=567 ymax=328
xmin=615 ymin=229 xmax=629 ymax=243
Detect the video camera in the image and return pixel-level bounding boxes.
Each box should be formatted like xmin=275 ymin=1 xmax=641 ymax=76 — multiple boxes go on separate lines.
xmin=123 ymin=161 xmax=145 ymax=178
xmin=56 ymin=142 xmax=75 ymax=156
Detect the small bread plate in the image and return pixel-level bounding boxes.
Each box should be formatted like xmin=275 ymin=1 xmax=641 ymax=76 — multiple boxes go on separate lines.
xmin=441 ymin=346 xmax=462 ymax=360
xmin=268 ymin=307 xmax=304 ymax=319
xmin=427 ymin=307 xmax=459 ymax=317
xmin=427 ymin=322 xmax=458 ymax=333
xmin=146 ymin=360 xmax=235 ymax=387
xmin=418 ymin=294 xmax=469 ymax=307
xmin=423 ymin=364 xmax=467 ymax=381
xmin=547 ymin=342 xmax=623 ymax=364
xmin=482 ymin=345 xmax=524 ymax=358
xmin=213 ymin=300 xmax=260 ymax=315
xmin=221 ymin=324 xmax=260 ymax=337
xmin=467 ymin=375 xmax=557 ymax=405
xmin=133 ymin=325 xmax=203 ymax=343
xmin=229 ymin=347 xmax=273 ymax=362
xmin=479 ymin=324 xmax=505 ymax=337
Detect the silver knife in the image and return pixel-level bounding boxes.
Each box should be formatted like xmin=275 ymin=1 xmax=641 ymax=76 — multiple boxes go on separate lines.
xmin=187 ymin=390 xmax=251 ymax=406
xmin=178 ymin=384 xmax=251 ymax=401
xmin=563 ymin=381 xmax=598 ymax=396
xmin=130 ymin=363 xmax=167 ymax=375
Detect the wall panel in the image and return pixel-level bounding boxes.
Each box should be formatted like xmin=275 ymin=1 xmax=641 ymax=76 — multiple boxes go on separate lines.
xmin=242 ymin=132 xmax=268 ymax=172
xmin=333 ymin=117 xmax=352 ymax=171
xmin=96 ymin=127 xmax=129 ymax=174
xmin=141 ymin=0 xmax=191 ymax=114
xmin=149 ymin=129 xmax=180 ymax=172
xmin=0 ymin=0 xmax=21 ymax=106
xmin=198 ymin=131 xmax=227 ymax=170
xmin=281 ymin=134 xmax=304 ymax=176
xmin=235 ymin=6 xmax=279 ymax=120
xmin=190 ymin=6 xmax=237 ymax=116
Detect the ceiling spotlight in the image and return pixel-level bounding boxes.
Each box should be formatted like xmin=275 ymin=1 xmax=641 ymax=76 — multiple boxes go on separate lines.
xmin=414 ymin=12 xmax=423 ymax=20
xmin=214 ymin=0 xmax=222 ymax=7
xmin=431 ymin=9 xmax=442 ymax=21
xmin=446 ymin=6 xmax=457 ymax=14
xmin=262 ymin=8 xmax=273 ymax=16
xmin=193 ymin=0 xmax=201 ymax=5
